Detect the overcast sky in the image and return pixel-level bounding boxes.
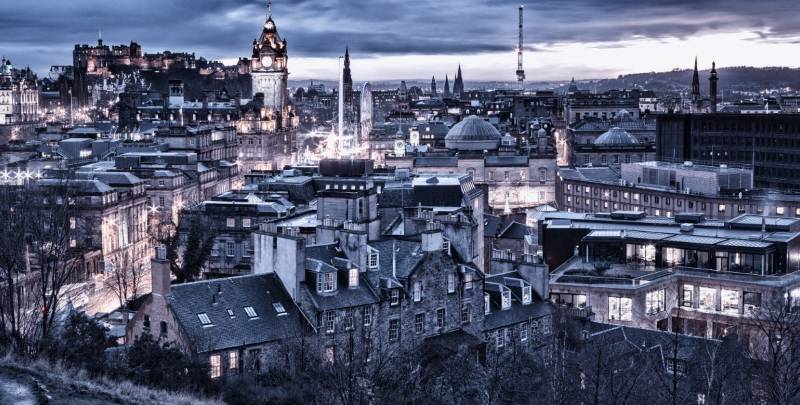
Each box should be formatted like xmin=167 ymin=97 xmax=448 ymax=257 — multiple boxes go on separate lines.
xmin=1 ymin=0 xmax=799 ymax=82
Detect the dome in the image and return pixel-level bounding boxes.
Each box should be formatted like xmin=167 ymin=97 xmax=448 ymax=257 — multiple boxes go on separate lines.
xmin=593 ymin=127 xmax=639 ymax=146
xmin=445 ymin=115 xmax=501 ymax=150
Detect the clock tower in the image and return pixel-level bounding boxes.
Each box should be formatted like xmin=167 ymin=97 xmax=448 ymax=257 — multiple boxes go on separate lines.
xmin=250 ymin=0 xmax=288 ymax=113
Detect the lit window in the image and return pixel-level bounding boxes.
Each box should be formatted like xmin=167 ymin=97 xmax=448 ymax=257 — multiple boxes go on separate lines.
xmin=777 ymin=207 xmax=786 ymax=215
xmin=226 ymin=217 xmax=235 ymax=227
xmin=229 ymin=351 xmax=238 ymax=369
xmin=699 ymin=287 xmax=716 ymax=311
xmin=718 ymin=204 xmax=726 ymax=213
xmin=646 ymin=289 xmax=666 ymax=314
xmin=447 ymin=273 xmax=455 ymax=293
xmin=349 ymin=268 xmax=359 ymax=288
xmin=198 ymin=313 xmax=212 ymax=326
xmin=210 ymin=355 xmax=221 ymax=378
xmin=244 ymin=306 xmax=258 ymax=318
xmin=608 ymin=296 xmax=632 ymax=321
xmin=242 ymin=218 xmax=252 ymax=227
xmin=273 ymin=302 xmax=286 ymax=315
xmin=721 ymin=289 xmax=740 ymax=314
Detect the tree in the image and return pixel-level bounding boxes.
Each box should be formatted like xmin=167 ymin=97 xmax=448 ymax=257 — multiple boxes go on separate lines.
xmin=150 ymin=216 xmax=213 ymax=283
xmin=751 ymin=297 xmax=800 ymax=405
xmin=127 ymin=333 xmax=214 ymax=393
xmin=103 ymin=249 xmax=145 ymax=310
xmin=47 ymin=312 xmax=116 ymax=374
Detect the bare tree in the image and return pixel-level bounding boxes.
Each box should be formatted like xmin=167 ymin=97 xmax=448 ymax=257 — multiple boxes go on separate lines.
xmin=751 ymin=296 xmax=800 ymax=405
xmin=103 ymin=249 xmax=145 ymax=309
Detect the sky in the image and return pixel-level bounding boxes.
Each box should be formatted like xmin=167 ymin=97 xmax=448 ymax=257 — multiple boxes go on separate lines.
xmin=1 ymin=0 xmax=799 ymax=82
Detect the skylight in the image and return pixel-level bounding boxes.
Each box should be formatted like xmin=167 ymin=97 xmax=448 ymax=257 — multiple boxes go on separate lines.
xmin=197 ymin=313 xmax=212 ymax=326
xmin=273 ymin=302 xmax=287 ymax=315
xmin=244 ymin=306 xmax=258 ymax=318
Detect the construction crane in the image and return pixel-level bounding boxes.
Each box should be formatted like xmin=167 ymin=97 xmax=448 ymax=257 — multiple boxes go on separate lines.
xmin=516 ymin=5 xmax=526 ymax=89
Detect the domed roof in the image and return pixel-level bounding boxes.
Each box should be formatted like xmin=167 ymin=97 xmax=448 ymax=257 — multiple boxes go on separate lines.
xmin=593 ymin=127 xmax=639 ymax=146
xmin=445 ymin=115 xmax=501 ymax=150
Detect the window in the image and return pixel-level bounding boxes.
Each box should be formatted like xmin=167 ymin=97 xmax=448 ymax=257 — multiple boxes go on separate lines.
xmin=520 ymin=321 xmax=528 ymax=342
xmin=461 ymin=303 xmax=471 ymax=323
xmin=210 ymin=355 xmax=221 ymax=378
xmin=159 ymin=321 xmax=167 ymax=336
xmin=681 ymin=284 xmax=694 ymax=308
xmin=348 ymin=268 xmax=359 ymax=288
xmin=646 ymin=289 xmax=666 ymax=314
xmin=413 ymin=281 xmax=422 ymax=302
xmin=143 ymin=315 xmax=151 ymax=330
xmin=229 ymin=351 xmax=238 ymax=370
xmin=344 ymin=308 xmax=355 ymax=330
xmin=442 ymin=239 xmax=451 ymax=255
xmin=464 ymin=273 xmax=473 ymax=289
xmin=415 ymin=313 xmax=425 ymax=334
xmin=227 ymin=309 xmax=235 ymax=318
xmin=226 ymin=217 xmax=235 ymax=227
xmin=242 ymin=218 xmax=252 ymax=227
xmin=496 ymin=329 xmax=505 ymax=348
xmin=273 ymin=302 xmax=286 ymax=315
xmin=390 ymin=289 xmax=400 ymax=306
xmin=198 ymin=313 xmax=212 ymax=326
xmin=368 ymin=252 xmax=379 ymax=268
xmin=226 ymin=242 xmax=235 ymax=257
xmin=699 ymin=287 xmax=716 ymax=311
xmin=501 ymin=290 xmax=511 ymax=310
xmin=436 ymin=308 xmax=446 ymax=329
xmin=325 ymin=346 xmax=335 ymax=364
xmin=721 ymin=289 xmax=740 ymax=314
xmin=388 ymin=319 xmax=400 ymax=341
xmin=244 ymin=306 xmax=258 ymax=318
xmin=718 ymin=204 xmax=726 ymax=213
xmin=777 ymin=207 xmax=786 ymax=215
xmin=325 ymin=311 xmax=336 ymax=334
xmin=608 ymin=296 xmax=632 ymax=321
xmin=522 ymin=286 xmax=532 ymax=305
xmin=743 ymin=291 xmax=762 ymax=314
xmin=242 ymin=241 xmax=251 ymax=257
xmin=484 ymin=293 xmax=490 ymax=314
xmin=362 ymin=305 xmax=372 ymax=326
xmin=317 ymin=272 xmax=336 ymax=293
xmin=447 ymin=273 xmax=456 ymax=293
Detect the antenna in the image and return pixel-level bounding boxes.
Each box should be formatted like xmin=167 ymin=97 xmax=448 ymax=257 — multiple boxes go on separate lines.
xmin=267 ymin=0 xmax=272 ymax=18
xmin=516 ymin=5 xmax=525 ymax=89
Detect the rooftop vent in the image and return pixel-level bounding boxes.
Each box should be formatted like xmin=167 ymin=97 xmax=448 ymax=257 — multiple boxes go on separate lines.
xmin=680 ymin=223 xmax=694 ymax=233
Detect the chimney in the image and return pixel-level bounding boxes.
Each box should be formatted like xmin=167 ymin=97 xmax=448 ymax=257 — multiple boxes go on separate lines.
xmin=421 ymin=221 xmax=444 ymax=252
xmin=151 ymin=245 xmax=171 ymax=297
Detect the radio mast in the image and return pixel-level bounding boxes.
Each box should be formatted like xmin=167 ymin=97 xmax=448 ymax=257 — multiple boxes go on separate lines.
xmin=516 ymin=5 xmax=526 ymax=89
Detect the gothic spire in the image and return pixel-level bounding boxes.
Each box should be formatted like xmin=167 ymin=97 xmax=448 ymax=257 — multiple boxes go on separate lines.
xmin=267 ymin=0 xmax=272 ymax=19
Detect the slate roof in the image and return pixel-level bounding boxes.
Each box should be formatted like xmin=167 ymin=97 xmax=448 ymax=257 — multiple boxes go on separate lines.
xmin=167 ymin=273 xmax=308 ymax=353
xmin=302 ymin=277 xmax=381 ymax=311
xmin=371 ymin=238 xmax=426 ymax=280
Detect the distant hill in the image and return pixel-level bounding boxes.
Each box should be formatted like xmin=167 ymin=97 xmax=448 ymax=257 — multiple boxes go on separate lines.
xmin=570 ymin=67 xmax=800 ymax=100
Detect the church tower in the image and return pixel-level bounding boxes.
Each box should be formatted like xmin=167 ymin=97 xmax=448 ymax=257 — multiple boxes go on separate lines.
xmin=251 ymin=0 xmax=289 ymax=113
xmin=431 ymin=76 xmax=437 ymax=97
xmin=343 ymin=47 xmax=353 ymax=105
xmin=443 ymin=75 xmax=451 ymax=98
xmin=709 ymin=62 xmax=718 ymax=113
xmin=453 ymin=65 xmax=464 ymax=99
xmin=691 ymin=57 xmax=701 ymax=113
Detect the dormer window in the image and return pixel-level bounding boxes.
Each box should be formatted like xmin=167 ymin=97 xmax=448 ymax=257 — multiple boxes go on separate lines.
xmin=348 ymin=268 xmax=359 ymax=288
xmin=198 ymin=313 xmax=212 ymax=327
xmin=368 ymin=252 xmax=379 ymax=269
xmin=317 ymin=272 xmax=336 ymax=293
xmin=501 ymin=290 xmax=511 ymax=310
xmin=522 ymin=286 xmax=532 ymax=305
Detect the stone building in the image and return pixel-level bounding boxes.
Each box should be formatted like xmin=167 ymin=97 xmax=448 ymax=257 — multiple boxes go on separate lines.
xmin=0 ymin=58 xmax=39 ymax=127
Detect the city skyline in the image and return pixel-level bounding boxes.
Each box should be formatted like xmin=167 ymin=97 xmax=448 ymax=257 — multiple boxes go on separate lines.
xmin=2 ymin=0 xmax=800 ymax=81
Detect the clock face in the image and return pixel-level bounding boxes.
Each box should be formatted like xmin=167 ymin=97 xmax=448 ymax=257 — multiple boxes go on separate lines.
xmin=261 ymin=56 xmax=272 ymax=67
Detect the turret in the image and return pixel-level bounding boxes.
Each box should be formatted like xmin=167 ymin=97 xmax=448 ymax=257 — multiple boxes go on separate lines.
xmin=709 ymin=61 xmax=718 ymax=113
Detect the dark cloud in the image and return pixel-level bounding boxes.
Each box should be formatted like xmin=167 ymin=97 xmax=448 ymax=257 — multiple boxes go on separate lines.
xmin=1 ymin=0 xmax=798 ymax=74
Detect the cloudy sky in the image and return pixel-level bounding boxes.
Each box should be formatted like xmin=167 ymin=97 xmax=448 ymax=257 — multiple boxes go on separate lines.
xmin=1 ymin=0 xmax=799 ymax=82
